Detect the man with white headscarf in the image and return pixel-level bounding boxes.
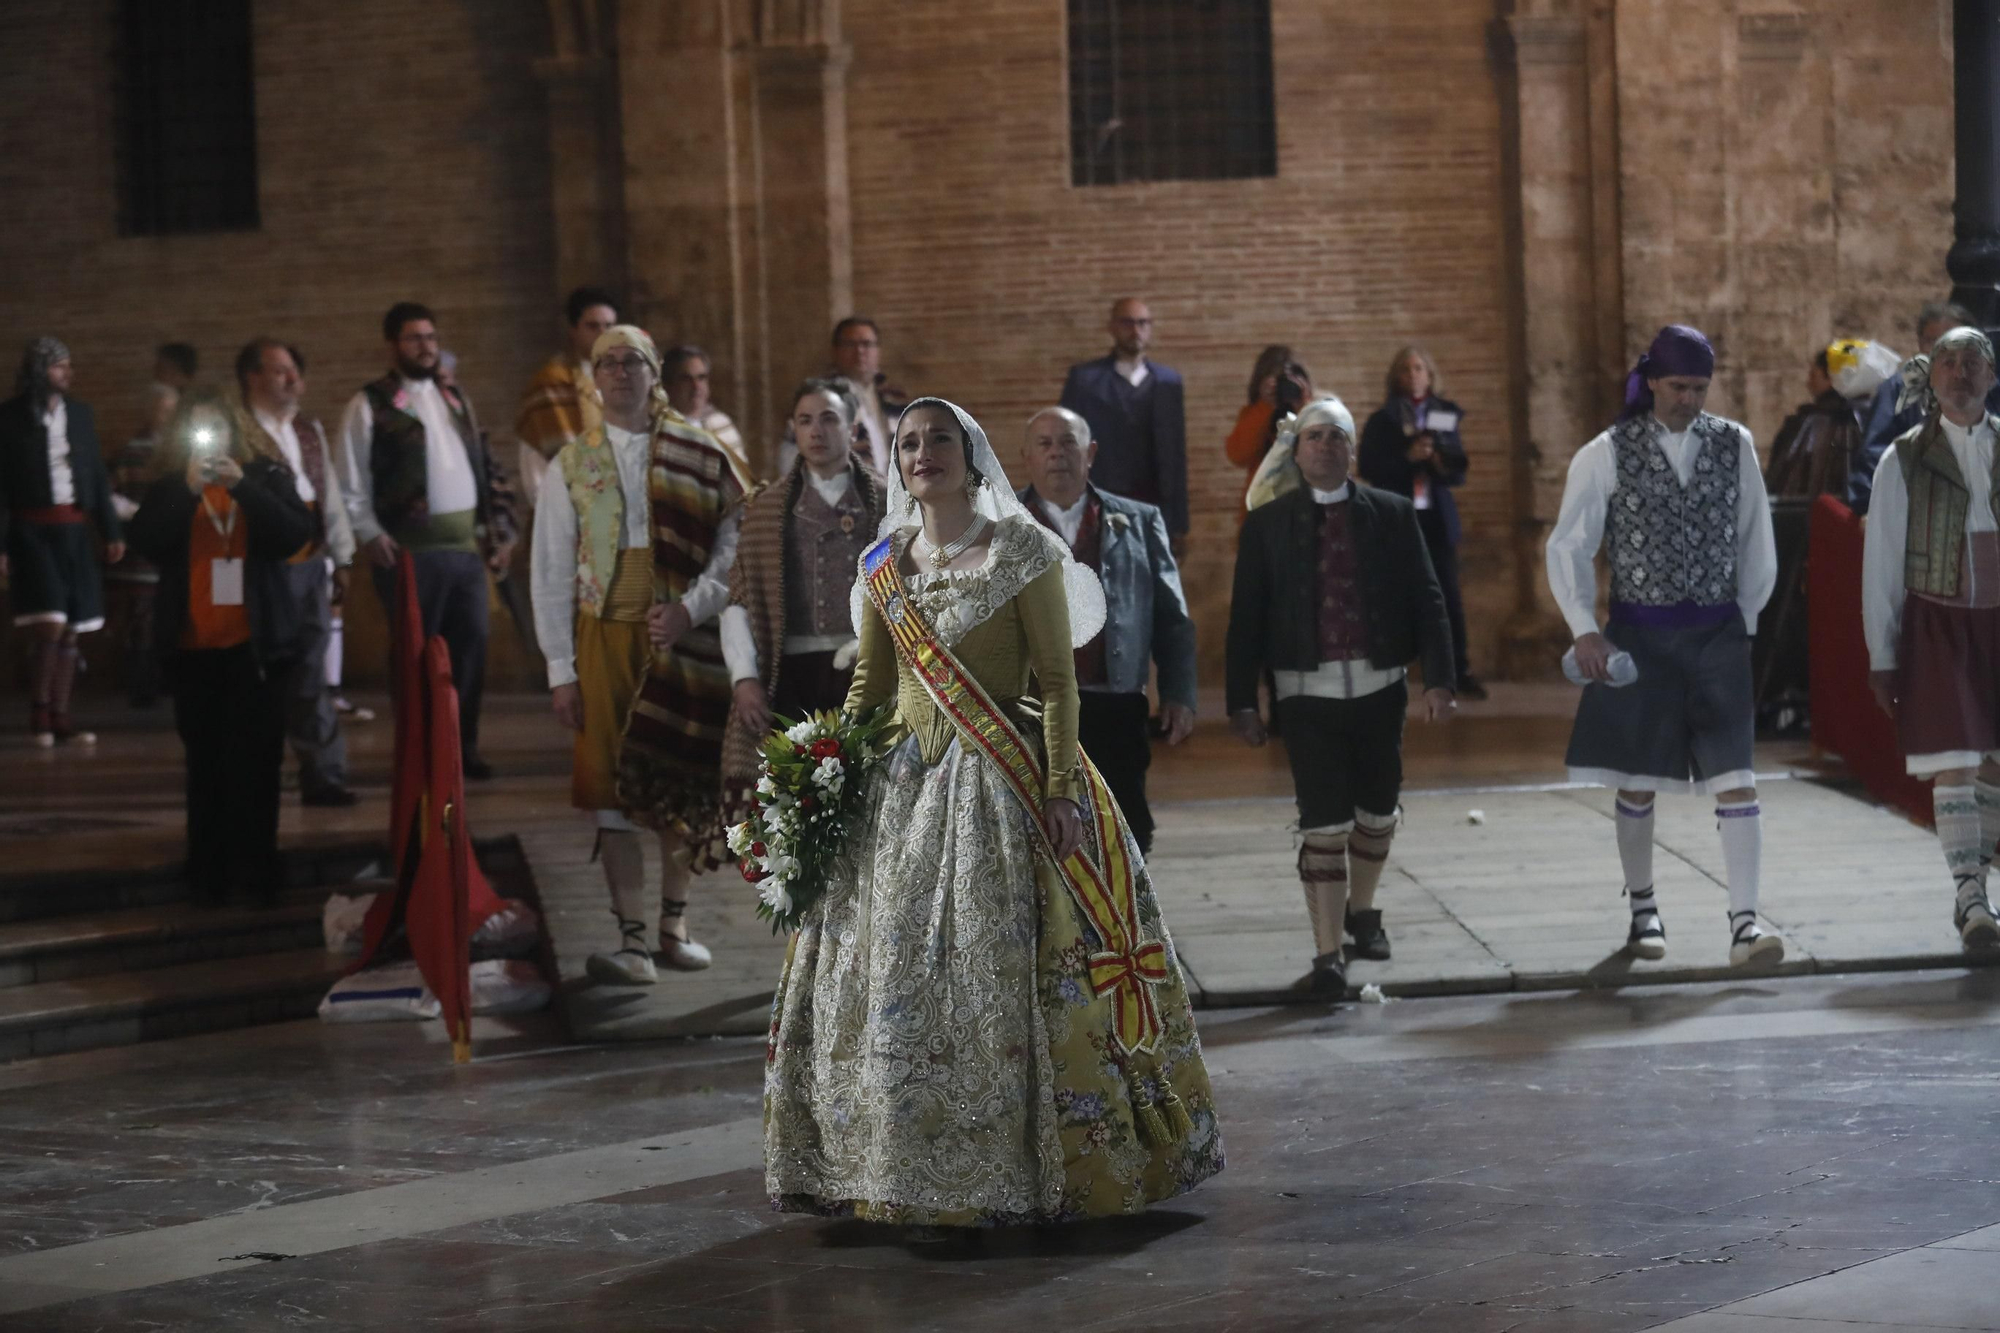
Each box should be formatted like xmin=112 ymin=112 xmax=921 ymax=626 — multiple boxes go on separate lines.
xmin=1227 ymin=396 xmax=1457 ymax=995
xmin=532 ymin=324 xmax=748 ymax=985
xmin=1863 ymin=325 xmax=2000 ymax=952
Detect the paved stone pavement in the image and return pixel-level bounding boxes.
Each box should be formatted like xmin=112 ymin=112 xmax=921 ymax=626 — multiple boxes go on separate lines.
xmin=532 ymin=774 xmax=1993 ymax=1041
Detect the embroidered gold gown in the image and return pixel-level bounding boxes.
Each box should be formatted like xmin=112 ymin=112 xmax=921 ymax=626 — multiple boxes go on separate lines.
xmin=763 ymin=516 xmax=1223 ymax=1225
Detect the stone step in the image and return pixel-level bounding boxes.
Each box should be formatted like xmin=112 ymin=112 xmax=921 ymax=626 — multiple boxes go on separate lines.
xmin=0 ymin=898 xmax=334 ymax=989
xmin=0 ymin=844 xmax=389 ymax=924
xmin=0 ymin=947 xmax=349 ymax=1062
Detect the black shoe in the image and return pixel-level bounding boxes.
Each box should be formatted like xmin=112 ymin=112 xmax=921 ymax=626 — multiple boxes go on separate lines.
xmin=462 ymin=755 xmax=496 ymax=781
xmin=301 ymin=785 xmax=361 ymax=808
xmin=1345 ymin=908 xmax=1391 ymax=960
xmin=1456 ymin=675 xmax=1489 ymax=701
xmin=1308 ymin=950 xmax=1347 ymax=999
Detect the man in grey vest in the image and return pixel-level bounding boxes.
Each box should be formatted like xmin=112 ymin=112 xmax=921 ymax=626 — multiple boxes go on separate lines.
xmin=1862 ymin=325 xmax=2000 ymax=952
xmin=1546 ymin=324 xmax=1784 ymax=967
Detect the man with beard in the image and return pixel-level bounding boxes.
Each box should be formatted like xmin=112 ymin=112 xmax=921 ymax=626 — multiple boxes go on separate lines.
xmin=0 ymin=337 xmax=124 ymax=746
xmin=516 ymin=286 xmax=617 ymax=515
xmin=1547 ymin=324 xmax=1783 ymax=967
xmin=335 ymin=302 xmax=516 ymax=778
xmin=239 ymin=337 xmax=358 ymax=806
xmin=1863 ymin=326 xmax=2000 ymax=953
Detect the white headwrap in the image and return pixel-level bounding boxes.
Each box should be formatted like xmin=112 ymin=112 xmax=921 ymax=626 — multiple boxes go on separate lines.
xmin=853 ymin=396 xmax=1106 ymax=650
xmin=1245 ymin=394 xmax=1356 ymax=510
xmin=1896 ymin=325 xmax=1997 ymax=417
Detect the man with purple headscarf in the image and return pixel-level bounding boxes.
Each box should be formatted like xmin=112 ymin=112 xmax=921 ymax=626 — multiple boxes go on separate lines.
xmin=1546 ymin=324 xmax=1782 ymax=967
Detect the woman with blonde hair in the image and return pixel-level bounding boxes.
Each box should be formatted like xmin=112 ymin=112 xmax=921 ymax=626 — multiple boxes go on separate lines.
xmin=1358 ymin=345 xmax=1482 ymax=701
xmin=127 ymin=389 xmax=315 ymax=904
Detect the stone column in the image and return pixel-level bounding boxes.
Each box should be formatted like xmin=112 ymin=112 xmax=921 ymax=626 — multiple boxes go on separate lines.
xmin=537 ymin=0 xmax=627 ymax=299
xmin=617 ymin=0 xmax=852 ymax=473
xmin=1496 ymin=1 xmax=1625 ymax=675
xmin=1949 ymin=0 xmax=2000 ymax=327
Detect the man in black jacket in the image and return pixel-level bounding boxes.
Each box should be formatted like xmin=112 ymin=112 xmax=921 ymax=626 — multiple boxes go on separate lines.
xmin=1227 ymin=396 xmax=1456 ymax=995
xmin=0 ymin=337 xmax=124 ymax=747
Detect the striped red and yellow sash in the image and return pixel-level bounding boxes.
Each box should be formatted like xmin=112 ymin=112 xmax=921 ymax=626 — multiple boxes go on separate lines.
xmin=862 ymin=537 xmax=1168 ymax=1055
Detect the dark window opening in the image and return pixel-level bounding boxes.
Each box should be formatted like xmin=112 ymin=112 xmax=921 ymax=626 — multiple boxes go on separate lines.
xmin=1068 ymin=0 xmax=1277 ymax=187
xmin=115 ymin=0 xmax=259 ymax=236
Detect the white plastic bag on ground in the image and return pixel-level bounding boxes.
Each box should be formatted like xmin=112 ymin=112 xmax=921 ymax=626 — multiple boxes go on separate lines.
xmin=472 ymin=901 xmax=542 ymax=956
xmin=469 ymin=958 xmax=552 ymax=1015
xmin=318 ymin=961 xmax=439 ymax=1022
xmin=321 ymin=892 xmax=379 ymax=956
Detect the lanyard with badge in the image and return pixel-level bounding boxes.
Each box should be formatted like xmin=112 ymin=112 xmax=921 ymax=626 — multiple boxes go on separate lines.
xmin=202 ymin=490 xmax=245 ymax=607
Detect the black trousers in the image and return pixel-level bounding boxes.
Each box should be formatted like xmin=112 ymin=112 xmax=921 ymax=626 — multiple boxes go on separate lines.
xmin=1277 ymin=681 xmax=1408 ymax=829
xmin=1419 ymin=511 xmax=1471 ymax=683
xmin=372 ymin=548 xmax=489 ymax=757
xmin=1078 ymin=690 xmax=1154 ymax=854
xmin=171 ymin=645 xmax=286 ymax=903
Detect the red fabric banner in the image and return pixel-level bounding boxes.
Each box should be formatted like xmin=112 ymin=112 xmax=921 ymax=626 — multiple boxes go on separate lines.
xmin=1807 ymin=495 xmax=1932 ymax=827
xmin=406 ymin=638 xmax=474 ymax=1060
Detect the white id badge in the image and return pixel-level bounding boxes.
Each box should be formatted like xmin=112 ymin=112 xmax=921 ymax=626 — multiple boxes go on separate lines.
xmin=210 ymin=558 xmax=245 ymax=606
xmin=1426 ymin=409 xmax=1460 ymax=432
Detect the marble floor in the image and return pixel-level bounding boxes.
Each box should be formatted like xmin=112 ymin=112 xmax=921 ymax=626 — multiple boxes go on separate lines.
xmin=5 ymin=967 xmax=2000 ymax=1331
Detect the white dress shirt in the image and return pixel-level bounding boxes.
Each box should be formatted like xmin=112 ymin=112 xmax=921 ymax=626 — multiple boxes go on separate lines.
xmin=334 ymin=377 xmax=478 ymax=544
xmin=1115 ymin=355 xmax=1151 ymax=388
xmin=720 ymin=468 xmax=857 ymax=684
xmin=42 ymin=400 xmax=75 ymax=506
xmin=1268 ymin=482 xmax=1408 ymax=702
xmin=1862 ymin=414 xmax=2000 ymax=672
xmin=1036 ymin=491 xmax=1089 ymax=547
xmin=1544 ymin=418 xmax=1777 ymax=640
xmin=531 ymin=422 xmax=741 ymax=689
xmin=254 ymin=406 xmax=317 ymax=505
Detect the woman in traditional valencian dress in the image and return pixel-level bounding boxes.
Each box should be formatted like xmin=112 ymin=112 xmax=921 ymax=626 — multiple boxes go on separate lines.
xmin=765 ymin=398 xmax=1223 ymax=1226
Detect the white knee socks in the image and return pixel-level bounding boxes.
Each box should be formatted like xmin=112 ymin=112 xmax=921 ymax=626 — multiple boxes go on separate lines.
xmin=1347 ymin=810 xmax=1398 ymax=912
xmin=1974 ymin=779 xmax=2000 ymax=888
xmin=1936 ymin=785 xmax=1986 ymax=911
xmin=1616 ymin=797 xmax=1655 ymax=908
xmin=597 ymin=828 xmax=650 ymax=953
xmin=1716 ymin=797 xmax=1763 ymax=919
xmin=1298 ymin=829 xmax=1350 ymax=960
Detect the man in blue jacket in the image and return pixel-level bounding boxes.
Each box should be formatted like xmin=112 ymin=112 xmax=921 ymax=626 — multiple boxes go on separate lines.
xmin=1060 ymin=298 xmax=1189 ymax=557
xmin=1019 ymin=406 xmax=1196 ymax=855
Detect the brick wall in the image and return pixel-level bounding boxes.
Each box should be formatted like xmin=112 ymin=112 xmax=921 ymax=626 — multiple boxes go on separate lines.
xmin=839 ymin=0 xmax=1523 ymax=685
xmin=0 ymin=0 xmax=558 ymax=691
xmin=1614 ymin=3 xmax=1955 ymax=447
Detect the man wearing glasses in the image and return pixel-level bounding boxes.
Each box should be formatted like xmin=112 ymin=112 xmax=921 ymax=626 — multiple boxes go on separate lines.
xmin=1061 ymin=297 xmax=1190 ymax=557
xmin=334 ymin=301 xmax=516 ymax=779
xmin=826 ymin=317 xmax=907 ymax=478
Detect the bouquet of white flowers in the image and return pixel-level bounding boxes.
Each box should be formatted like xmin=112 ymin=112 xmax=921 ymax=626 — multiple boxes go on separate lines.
xmin=727 ymin=704 xmax=896 ymax=933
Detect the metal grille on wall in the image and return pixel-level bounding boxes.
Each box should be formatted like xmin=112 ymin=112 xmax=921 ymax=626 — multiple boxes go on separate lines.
xmin=115 ymin=0 xmax=259 ymax=237
xmin=1068 ymin=0 xmax=1277 ymax=188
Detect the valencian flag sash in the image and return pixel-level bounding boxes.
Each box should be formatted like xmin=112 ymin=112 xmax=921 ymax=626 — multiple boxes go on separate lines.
xmin=862 ymin=537 xmax=1170 ymax=1055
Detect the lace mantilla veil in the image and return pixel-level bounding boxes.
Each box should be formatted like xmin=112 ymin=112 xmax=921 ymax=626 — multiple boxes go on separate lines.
xmin=849 ymin=395 xmax=1107 ymax=650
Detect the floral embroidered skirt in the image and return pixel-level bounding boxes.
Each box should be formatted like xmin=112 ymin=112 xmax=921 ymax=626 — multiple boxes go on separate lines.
xmin=764 ymin=724 xmax=1224 ymax=1226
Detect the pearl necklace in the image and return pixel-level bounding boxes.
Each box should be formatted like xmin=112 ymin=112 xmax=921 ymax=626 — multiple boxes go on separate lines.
xmin=919 ymin=514 xmax=986 ymax=570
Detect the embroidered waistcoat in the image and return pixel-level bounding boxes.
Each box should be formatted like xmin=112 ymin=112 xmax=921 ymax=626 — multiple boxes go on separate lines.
xmin=360 ymin=375 xmax=481 ymax=538
xmin=1605 ymin=413 xmax=1741 ymax=608
xmin=558 ymin=426 xmax=633 ymax=618
xmin=1315 ymin=500 xmax=1371 ymax=662
xmin=1897 ymin=414 xmax=2000 ymax=599
xmin=784 ymin=478 xmax=872 ymax=641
